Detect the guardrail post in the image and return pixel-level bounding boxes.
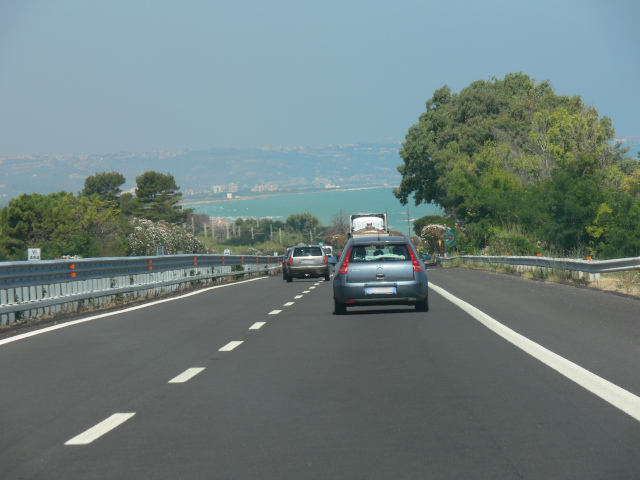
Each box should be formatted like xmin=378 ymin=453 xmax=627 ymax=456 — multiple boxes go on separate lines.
xmin=1 ymin=289 xmax=8 ymax=325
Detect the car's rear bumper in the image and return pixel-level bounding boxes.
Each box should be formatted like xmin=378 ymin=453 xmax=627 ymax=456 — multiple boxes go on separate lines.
xmin=288 ymin=266 xmax=330 ymax=278
xmin=333 ymin=281 xmax=428 ymax=306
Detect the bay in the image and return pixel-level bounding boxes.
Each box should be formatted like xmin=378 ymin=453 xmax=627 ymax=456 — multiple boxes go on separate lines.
xmin=186 ymin=187 xmax=441 ymax=233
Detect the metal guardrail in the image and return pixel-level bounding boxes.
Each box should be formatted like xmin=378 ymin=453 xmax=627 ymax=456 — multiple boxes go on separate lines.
xmin=439 ymin=254 xmax=640 ymax=277
xmin=1 ymin=254 xmax=283 ymax=326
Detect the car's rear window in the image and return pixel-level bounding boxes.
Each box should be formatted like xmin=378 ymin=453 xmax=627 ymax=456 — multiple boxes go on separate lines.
xmin=349 ymin=244 xmax=411 ymax=262
xmin=293 ymin=247 xmax=324 ymax=257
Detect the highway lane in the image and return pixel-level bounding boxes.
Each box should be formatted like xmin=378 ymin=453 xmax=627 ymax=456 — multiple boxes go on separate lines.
xmin=1 ymin=269 xmax=639 ymax=478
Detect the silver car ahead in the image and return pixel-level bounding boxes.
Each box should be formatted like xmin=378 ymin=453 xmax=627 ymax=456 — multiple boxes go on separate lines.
xmin=329 ymin=236 xmax=428 ymax=314
xmin=284 ymin=244 xmax=331 ymax=282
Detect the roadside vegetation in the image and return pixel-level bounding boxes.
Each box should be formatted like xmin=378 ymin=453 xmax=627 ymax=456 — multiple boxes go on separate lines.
xmin=396 ymin=72 xmax=640 ymax=260
xmin=0 ymin=171 xmax=201 ymax=260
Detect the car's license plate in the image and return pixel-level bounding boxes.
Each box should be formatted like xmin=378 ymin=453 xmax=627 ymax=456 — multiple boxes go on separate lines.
xmin=365 ymin=286 xmax=396 ymax=295
xmin=300 ymin=259 xmax=314 ymax=264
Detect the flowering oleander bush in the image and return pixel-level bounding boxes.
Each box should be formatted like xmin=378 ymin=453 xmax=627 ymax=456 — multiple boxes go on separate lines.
xmin=420 ymin=224 xmax=448 ymax=253
xmin=126 ymin=218 xmax=206 ymax=256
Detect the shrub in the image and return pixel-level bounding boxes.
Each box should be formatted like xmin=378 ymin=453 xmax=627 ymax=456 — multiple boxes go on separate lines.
xmin=126 ymin=218 xmax=206 ymax=256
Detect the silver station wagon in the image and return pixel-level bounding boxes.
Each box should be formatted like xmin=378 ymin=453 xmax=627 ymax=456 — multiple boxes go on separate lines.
xmin=284 ymin=244 xmax=331 ymax=282
xmin=329 ymin=236 xmax=429 ymax=314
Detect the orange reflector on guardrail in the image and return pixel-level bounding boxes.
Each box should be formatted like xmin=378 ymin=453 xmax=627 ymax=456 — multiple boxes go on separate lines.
xmin=69 ymin=264 xmax=75 ymax=269
xmin=70 ymin=272 xmax=76 ymax=278
xmin=148 ymin=266 xmax=153 ymax=270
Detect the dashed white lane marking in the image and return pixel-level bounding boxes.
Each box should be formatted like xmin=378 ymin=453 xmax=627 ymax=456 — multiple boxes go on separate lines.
xmin=168 ymin=368 xmax=205 ymax=384
xmin=430 ymin=283 xmax=640 ymax=423
xmin=309 ymin=287 xmax=316 ymax=290
xmin=1 ymin=276 xmax=269 ymax=347
xmin=314 ymin=283 xmax=321 ymax=285
xmin=302 ymin=290 xmax=311 ymax=293
xmin=284 ymin=302 xmax=294 ymax=306
xmin=65 ymin=413 xmax=136 ymax=445
xmin=269 ymin=310 xmax=282 ymax=315
xmin=219 ymin=341 xmax=243 ymax=351
xmin=294 ymin=295 xmax=303 ymax=299
xmin=249 ymin=322 xmax=266 ymax=329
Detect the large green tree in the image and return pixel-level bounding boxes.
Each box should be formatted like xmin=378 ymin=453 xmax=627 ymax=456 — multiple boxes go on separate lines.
xmin=396 ymin=73 xmax=638 ymax=257
xmin=130 ymin=171 xmax=191 ymax=223
xmin=80 ymin=171 xmax=126 ymax=203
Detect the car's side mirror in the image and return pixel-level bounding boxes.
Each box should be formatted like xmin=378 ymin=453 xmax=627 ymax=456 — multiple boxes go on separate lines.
xmin=328 ymin=257 xmax=338 ymax=265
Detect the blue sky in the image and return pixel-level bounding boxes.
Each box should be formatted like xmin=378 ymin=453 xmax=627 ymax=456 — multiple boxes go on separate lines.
xmin=1 ymin=0 xmax=638 ymax=155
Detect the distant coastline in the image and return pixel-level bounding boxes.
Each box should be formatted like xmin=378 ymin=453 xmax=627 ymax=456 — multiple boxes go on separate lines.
xmin=180 ymin=185 xmax=398 ymax=207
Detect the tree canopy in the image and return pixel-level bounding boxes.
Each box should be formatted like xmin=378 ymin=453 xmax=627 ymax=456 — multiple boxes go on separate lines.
xmin=130 ymin=171 xmax=191 ymax=224
xmin=395 ymin=72 xmax=639 ymax=257
xmin=80 ymin=171 xmax=126 ymax=202
xmin=0 ymin=192 xmax=123 ymax=259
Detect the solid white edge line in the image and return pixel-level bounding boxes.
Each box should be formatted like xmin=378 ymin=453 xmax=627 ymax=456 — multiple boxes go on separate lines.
xmin=219 ymin=341 xmax=243 ymax=351
xmin=168 ymin=367 xmax=206 ymax=383
xmin=0 ymin=276 xmax=269 ymax=347
xmin=430 ymin=282 xmax=640 ymax=423
xmin=249 ymin=322 xmax=266 ymax=329
xmin=65 ymin=413 xmax=136 ymax=445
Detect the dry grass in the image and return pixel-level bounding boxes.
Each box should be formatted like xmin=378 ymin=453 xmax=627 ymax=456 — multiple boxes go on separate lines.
xmin=443 ymin=259 xmax=640 ymax=299
xmin=595 ymin=271 xmax=640 ymax=297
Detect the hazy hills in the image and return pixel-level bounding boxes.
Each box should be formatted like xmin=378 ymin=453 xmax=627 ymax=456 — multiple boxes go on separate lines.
xmin=0 ymin=143 xmax=402 ymax=204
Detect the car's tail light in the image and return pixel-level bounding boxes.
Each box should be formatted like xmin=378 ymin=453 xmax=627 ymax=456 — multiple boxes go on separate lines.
xmin=338 ymin=247 xmax=353 ymax=274
xmin=288 ymin=257 xmax=293 ymax=265
xmin=323 ymin=255 xmax=327 ymax=264
xmin=408 ymin=248 xmax=423 ymax=272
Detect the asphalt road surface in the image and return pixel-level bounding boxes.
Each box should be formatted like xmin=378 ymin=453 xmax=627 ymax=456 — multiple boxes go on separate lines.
xmin=1 ymin=268 xmax=639 ymax=479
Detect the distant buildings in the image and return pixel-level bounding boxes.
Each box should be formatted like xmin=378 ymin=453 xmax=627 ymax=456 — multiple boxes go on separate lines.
xmin=212 ymin=183 xmax=239 ymax=194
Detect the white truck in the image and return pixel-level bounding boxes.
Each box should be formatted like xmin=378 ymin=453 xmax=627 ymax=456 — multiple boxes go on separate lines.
xmin=349 ymin=213 xmax=390 ymax=237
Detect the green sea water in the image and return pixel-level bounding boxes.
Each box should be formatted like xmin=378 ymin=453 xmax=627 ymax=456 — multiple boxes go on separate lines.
xmin=187 ymin=187 xmax=441 ymax=233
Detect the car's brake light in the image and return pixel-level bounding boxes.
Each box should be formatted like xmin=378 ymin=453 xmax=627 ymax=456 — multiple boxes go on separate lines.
xmin=323 ymin=255 xmax=327 ymax=264
xmin=408 ymin=248 xmax=423 ymax=272
xmin=288 ymin=257 xmax=293 ymax=265
xmin=338 ymin=247 xmax=353 ymax=274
